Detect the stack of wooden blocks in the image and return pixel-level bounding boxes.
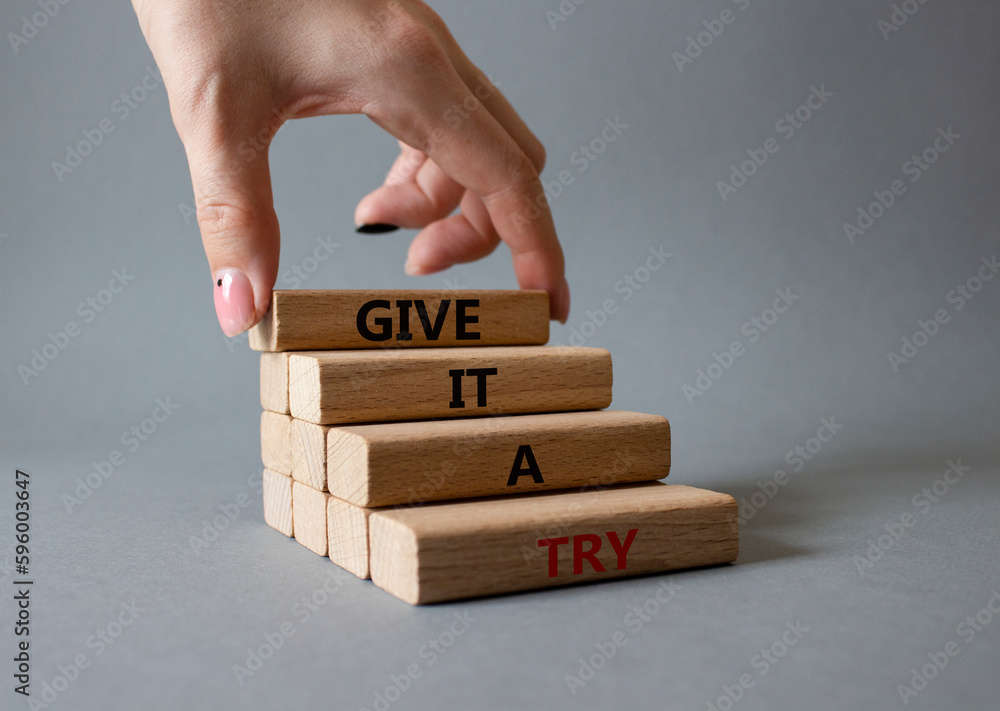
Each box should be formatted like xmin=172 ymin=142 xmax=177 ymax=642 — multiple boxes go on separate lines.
xmin=253 ymin=289 xmax=738 ymax=604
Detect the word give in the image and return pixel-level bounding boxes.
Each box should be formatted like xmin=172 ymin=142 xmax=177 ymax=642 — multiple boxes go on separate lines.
xmin=356 ymin=299 xmax=480 ymax=342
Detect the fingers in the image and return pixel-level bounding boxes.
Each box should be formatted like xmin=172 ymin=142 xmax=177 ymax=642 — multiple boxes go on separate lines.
xmin=405 ymin=191 xmax=501 ymax=275
xmin=181 ymin=116 xmax=282 ymax=337
xmin=365 ymin=55 xmax=569 ymax=321
xmin=355 ymin=152 xmax=465 ymax=229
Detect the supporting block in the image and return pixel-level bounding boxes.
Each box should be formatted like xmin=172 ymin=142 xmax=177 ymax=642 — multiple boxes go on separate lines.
xmin=369 ymin=483 xmax=739 ymax=604
xmin=260 ymin=352 xmax=291 ymax=414
xmin=288 ymin=346 xmax=612 ymax=425
xmin=260 ymin=411 xmax=291 ymax=476
xmin=327 ymin=410 xmax=670 ymax=506
xmin=249 ymin=289 xmax=549 ymax=351
xmin=327 ymin=496 xmax=374 ymax=579
xmin=290 ymin=418 xmax=328 ymax=490
xmin=262 ymin=469 xmax=293 ymax=537
xmin=292 ymin=482 xmax=330 ymax=556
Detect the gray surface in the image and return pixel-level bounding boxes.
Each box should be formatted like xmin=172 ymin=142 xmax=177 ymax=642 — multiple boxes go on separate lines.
xmin=1 ymin=1 xmax=998 ymax=709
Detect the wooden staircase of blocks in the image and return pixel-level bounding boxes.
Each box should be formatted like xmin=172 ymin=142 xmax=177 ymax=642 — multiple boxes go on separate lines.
xmin=254 ymin=289 xmax=738 ymax=604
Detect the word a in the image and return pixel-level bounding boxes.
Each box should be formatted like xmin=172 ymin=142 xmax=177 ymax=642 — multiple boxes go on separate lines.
xmin=538 ymin=529 xmax=637 ymax=577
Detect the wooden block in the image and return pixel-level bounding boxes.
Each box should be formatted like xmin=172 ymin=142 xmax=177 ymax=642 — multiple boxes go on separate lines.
xmin=370 ymin=483 xmax=739 ymax=604
xmin=290 ymin=418 xmax=328 ymax=490
xmin=260 ymin=352 xmax=290 ymax=414
xmin=262 ymin=469 xmax=293 ymax=537
xmin=327 ymin=410 xmax=670 ymax=506
xmin=327 ymin=496 xmax=374 ymax=579
xmin=288 ymin=346 xmax=612 ymax=425
xmin=292 ymin=481 xmax=330 ymax=556
xmin=260 ymin=411 xmax=291 ymax=476
xmin=249 ymin=289 xmax=549 ymax=351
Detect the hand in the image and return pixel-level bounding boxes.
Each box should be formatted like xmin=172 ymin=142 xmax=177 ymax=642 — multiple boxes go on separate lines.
xmin=130 ymin=0 xmax=570 ymax=336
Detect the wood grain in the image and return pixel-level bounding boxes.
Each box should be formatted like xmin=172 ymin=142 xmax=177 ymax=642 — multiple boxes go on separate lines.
xmin=369 ymin=483 xmax=739 ymax=604
xmin=327 ymin=495 xmax=373 ymax=579
xmin=260 ymin=411 xmax=291 ymax=476
xmin=292 ymin=481 xmax=330 ymax=556
xmin=288 ymin=346 xmax=612 ymax=425
xmin=326 ymin=410 xmax=670 ymax=506
xmin=249 ymin=290 xmax=549 ymax=351
xmin=290 ymin=418 xmax=328 ymax=490
xmin=260 ymin=352 xmax=290 ymax=414
xmin=262 ymin=469 xmax=293 ymax=537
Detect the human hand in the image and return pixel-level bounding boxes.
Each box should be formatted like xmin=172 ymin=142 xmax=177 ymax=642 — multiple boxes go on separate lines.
xmin=130 ymin=0 xmax=570 ymax=336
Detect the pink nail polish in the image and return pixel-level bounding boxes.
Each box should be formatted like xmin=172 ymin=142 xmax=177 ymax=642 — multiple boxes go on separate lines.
xmin=214 ymin=269 xmax=255 ymax=337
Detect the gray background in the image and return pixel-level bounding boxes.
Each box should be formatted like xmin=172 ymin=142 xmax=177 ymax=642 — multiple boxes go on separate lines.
xmin=2 ymin=0 xmax=999 ymax=709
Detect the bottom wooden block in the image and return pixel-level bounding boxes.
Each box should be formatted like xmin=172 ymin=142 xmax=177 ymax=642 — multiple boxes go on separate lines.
xmin=369 ymin=483 xmax=738 ymax=604
xmin=292 ymin=481 xmax=329 ymax=556
xmin=328 ymin=496 xmax=374 ymax=580
xmin=263 ymin=469 xmax=293 ymax=537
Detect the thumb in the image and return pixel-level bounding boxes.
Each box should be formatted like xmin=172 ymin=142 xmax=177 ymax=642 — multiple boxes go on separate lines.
xmin=185 ymin=129 xmax=280 ymax=337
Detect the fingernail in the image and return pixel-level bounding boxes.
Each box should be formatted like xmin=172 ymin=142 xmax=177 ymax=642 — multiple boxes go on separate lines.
xmin=554 ymin=278 xmax=571 ymax=324
xmin=214 ymin=269 xmax=256 ymax=337
xmin=405 ymin=259 xmax=429 ymax=276
xmin=355 ymin=223 xmax=399 ymax=234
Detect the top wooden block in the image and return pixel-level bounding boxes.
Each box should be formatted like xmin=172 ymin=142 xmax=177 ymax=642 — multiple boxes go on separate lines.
xmin=249 ymin=290 xmax=550 ymax=351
